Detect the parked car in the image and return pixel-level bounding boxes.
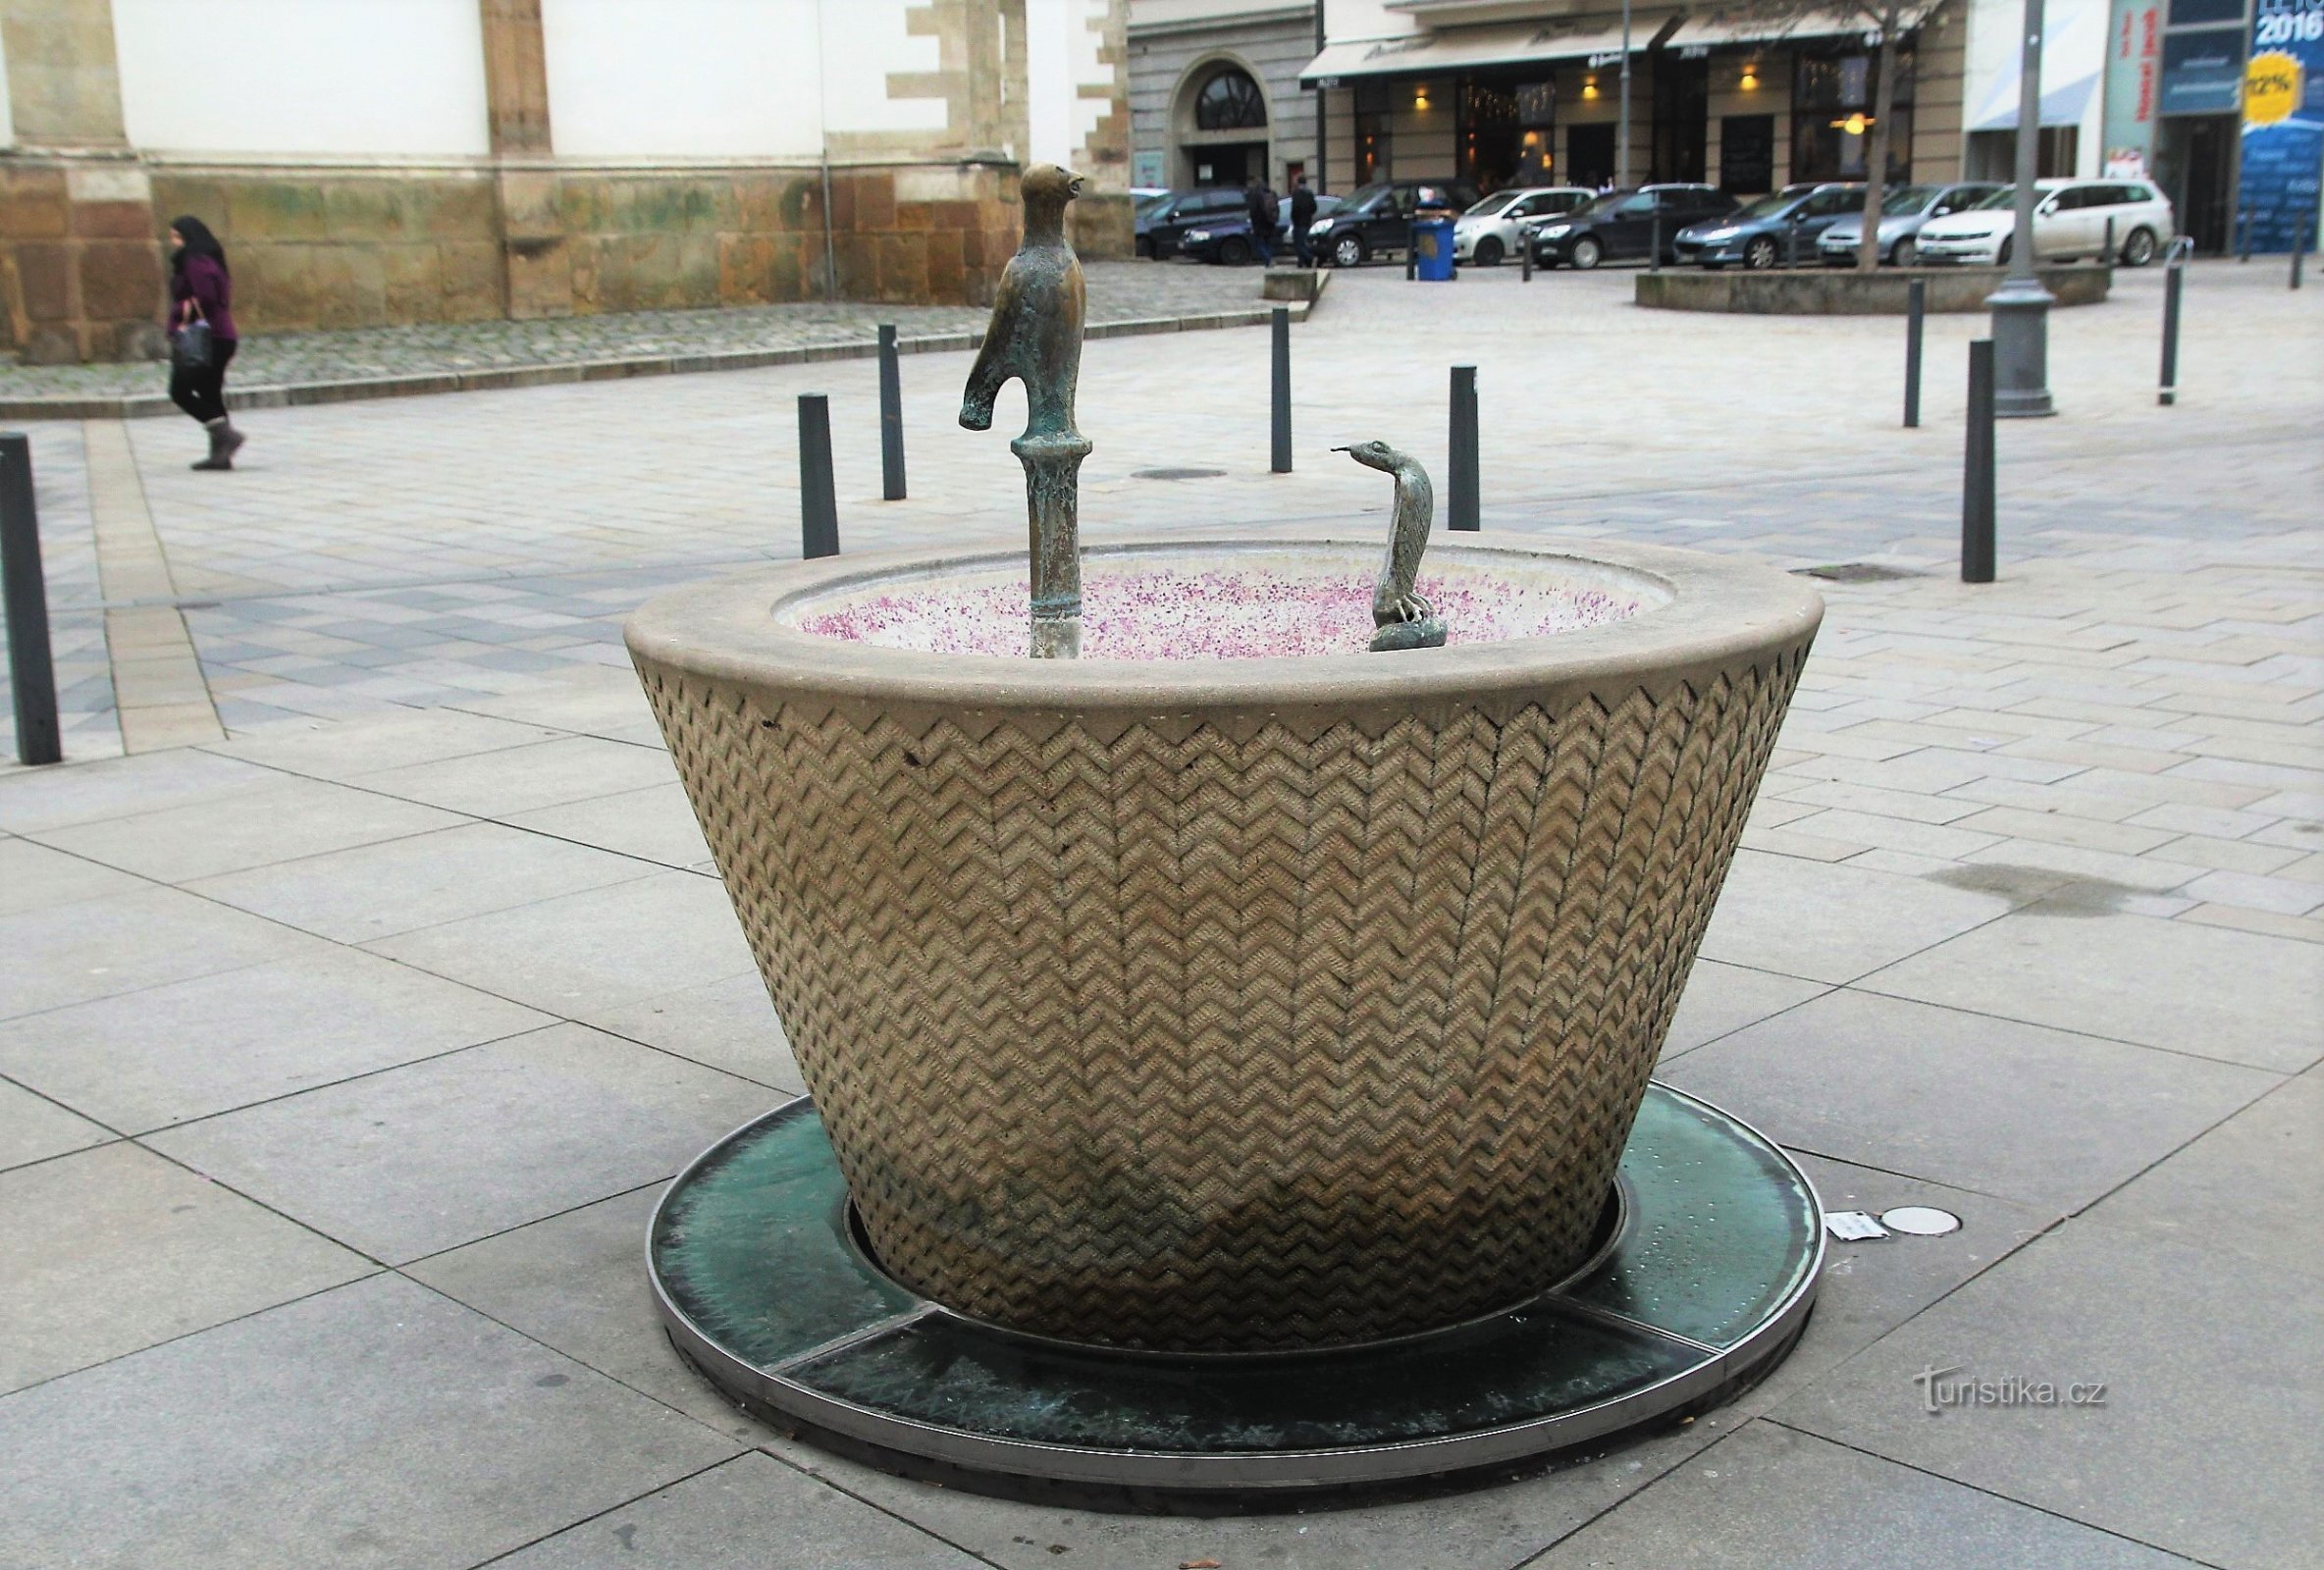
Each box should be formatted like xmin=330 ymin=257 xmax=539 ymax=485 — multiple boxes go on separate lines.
xmin=1528 ymin=184 xmax=1738 ymax=270
xmin=1309 ymin=179 xmax=1485 ymax=268
xmin=1816 ymin=182 xmax=2004 ymax=266
xmin=1138 ymin=187 xmax=1247 ymax=259
xmin=1453 ymin=185 xmax=1594 ymax=265
xmin=1178 ymin=195 xmax=1347 ymax=264
xmin=1670 ymin=183 xmax=1865 ymax=270
xmin=1914 ymin=179 xmax=2176 ymax=266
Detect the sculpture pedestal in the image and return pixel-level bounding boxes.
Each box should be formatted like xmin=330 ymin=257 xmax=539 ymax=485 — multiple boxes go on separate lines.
xmin=649 ymin=1081 xmax=1823 ymax=1513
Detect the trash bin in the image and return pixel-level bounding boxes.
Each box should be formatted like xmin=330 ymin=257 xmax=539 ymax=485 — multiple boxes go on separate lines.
xmin=1412 ymin=215 xmax=1457 ymax=281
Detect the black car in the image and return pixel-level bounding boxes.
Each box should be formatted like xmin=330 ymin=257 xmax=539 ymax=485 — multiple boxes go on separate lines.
xmin=1528 ymin=184 xmax=1738 ymax=269
xmin=1178 ymin=195 xmax=1347 ymax=264
xmin=1308 ymin=179 xmax=1485 ymax=268
xmin=1137 ymin=187 xmax=1248 ymax=259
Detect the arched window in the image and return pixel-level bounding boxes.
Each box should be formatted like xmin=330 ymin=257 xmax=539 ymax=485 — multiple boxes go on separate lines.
xmin=1193 ymin=68 xmax=1268 ymax=131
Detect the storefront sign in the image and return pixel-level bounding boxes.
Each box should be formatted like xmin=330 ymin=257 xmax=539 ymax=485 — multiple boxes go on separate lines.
xmin=2159 ymin=26 xmax=2248 ymax=113
xmin=2239 ymin=0 xmax=2324 ymax=249
xmin=2104 ymin=0 xmax=2163 ymax=170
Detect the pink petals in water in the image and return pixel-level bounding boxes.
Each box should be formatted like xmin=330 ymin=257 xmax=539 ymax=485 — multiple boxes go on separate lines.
xmin=800 ymin=569 xmax=1642 ymax=660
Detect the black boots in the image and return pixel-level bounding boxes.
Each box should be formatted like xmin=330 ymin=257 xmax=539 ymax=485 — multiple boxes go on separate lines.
xmin=191 ymin=417 xmax=246 ymax=471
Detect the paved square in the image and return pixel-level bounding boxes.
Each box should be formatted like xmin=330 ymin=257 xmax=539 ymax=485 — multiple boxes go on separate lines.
xmin=1 ymin=260 xmax=2317 ymax=1566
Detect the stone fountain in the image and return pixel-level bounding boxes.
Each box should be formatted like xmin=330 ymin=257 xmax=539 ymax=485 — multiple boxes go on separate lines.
xmin=630 ymin=164 xmax=1826 ymax=1507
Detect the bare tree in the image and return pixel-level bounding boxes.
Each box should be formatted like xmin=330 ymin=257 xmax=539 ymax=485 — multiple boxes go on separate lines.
xmin=1732 ymin=0 xmax=1920 ymax=270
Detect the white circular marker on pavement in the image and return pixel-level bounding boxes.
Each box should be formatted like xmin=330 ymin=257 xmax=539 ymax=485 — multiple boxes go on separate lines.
xmin=1880 ymin=1206 xmax=1962 ymax=1236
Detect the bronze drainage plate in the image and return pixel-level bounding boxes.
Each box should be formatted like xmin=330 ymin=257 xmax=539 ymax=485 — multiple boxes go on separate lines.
xmin=648 ymin=1082 xmax=1822 ymax=1513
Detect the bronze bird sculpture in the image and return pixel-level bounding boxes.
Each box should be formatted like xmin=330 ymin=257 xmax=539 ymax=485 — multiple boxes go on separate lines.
xmin=1338 ymin=440 xmax=1448 ymax=652
xmin=962 ymin=164 xmax=1090 ymax=658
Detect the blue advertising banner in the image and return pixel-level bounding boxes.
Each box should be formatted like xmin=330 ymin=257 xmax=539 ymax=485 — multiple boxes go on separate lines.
xmin=2241 ymin=0 xmax=2324 ymax=250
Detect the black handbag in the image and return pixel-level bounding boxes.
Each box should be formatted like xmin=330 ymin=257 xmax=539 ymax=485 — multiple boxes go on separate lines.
xmin=173 ymin=315 xmax=214 ymax=371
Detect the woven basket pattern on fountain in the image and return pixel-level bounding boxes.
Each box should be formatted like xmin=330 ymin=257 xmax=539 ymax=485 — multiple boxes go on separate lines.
xmin=637 ymin=651 xmax=1804 ymax=1351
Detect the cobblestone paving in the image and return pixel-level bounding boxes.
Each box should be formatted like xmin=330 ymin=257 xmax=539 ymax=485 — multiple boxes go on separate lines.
xmin=0 ymin=260 xmax=1272 ymax=398
xmin=6 ymin=260 xmax=2320 ymax=943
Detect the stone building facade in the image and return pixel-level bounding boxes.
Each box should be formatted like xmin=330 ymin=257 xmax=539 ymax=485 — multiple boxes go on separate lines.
xmin=1129 ymin=1 xmax=1323 ymax=191
xmin=0 ymin=0 xmax=1133 ymax=364
xmin=1300 ymin=0 xmax=1968 ymax=199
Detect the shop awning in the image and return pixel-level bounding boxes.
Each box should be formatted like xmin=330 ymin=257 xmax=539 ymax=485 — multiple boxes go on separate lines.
xmin=1664 ymin=3 xmax=1939 ymax=51
xmin=1299 ymin=15 xmax=1679 ymax=84
xmin=1970 ymin=71 xmax=2098 ymax=131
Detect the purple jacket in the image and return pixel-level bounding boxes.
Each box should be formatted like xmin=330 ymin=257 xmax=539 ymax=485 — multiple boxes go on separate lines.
xmin=170 ymin=252 xmax=238 ymax=341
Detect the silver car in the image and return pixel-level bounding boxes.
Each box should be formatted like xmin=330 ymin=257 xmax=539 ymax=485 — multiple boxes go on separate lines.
xmin=1819 ymin=182 xmax=2004 ymax=267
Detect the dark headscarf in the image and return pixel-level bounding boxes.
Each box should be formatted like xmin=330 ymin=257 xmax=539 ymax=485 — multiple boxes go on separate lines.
xmin=169 ymin=215 xmax=229 ymax=279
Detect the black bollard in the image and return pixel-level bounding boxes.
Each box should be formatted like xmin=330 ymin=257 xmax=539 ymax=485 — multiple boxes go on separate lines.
xmin=1904 ymin=278 xmax=1926 ymax=428
xmin=2295 ymin=214 xmax=2307 ymax=290
xmin=1962 ymin=341 xmax=1996 ymax=585
xmin=1270 ymin=306 xmax=1293 ymax=474
xmin=2159 ymin=249 xmax=2185 ymax=406
xmin=877 ymin=325 xmax=906 ymax=500
xmin=1650 ymin=212 xmax=1663 ymax=273
xmin=1521 ymin=233 xmax=1533 ymax=281
xmin=2102 ymin=215 xmax=2115 ymax=263
xmin=798 ymin=393 xmax=839 ymax=559
xmin=2239 ymin=209 xmax=2252 ymax=263
xmin=0 ymin=433 xmax=61 ymax=765
xmin=1406 ymin=222 xmax=1418 ymax=281
xmin=1449 ymin=365 xmax=1479 ymax=532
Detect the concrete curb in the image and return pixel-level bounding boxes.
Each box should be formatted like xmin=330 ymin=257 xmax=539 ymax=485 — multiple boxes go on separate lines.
xmin=0 ymin=296 xmax=1320 ymax=422
xmin=1634 ymin=264 xmax=2113 ymax=314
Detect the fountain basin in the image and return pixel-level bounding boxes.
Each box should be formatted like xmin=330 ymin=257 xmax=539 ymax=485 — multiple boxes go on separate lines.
xmin=627 ymin=530 xmax=1822 ymax=1352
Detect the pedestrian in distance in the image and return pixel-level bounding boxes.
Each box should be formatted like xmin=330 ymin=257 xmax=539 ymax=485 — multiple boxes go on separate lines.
xmin=1290 ymin=174 xmax=1318 ymax=268
xmin=1245 ymin=176 xmax=1279 ymax=266
xmin=166 ymin=215 xmax=245 ymax=471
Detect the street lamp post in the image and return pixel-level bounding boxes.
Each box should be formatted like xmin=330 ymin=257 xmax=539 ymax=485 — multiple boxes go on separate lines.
xmin=1616 ymin=0 xmax=1633 ymax=189
xmin=1987 ymin=0 xmax=2054 ymax=417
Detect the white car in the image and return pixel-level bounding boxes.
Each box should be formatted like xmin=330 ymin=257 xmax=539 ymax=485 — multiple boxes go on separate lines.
xmin=1914 ymin=179 xmax=2177 ymax=267
xmin=1453 ymin=186 xmax=1594 ymax=265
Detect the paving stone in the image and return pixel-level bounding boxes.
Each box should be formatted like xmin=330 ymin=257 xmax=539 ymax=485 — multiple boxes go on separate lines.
xmin=762 ymin=1410 xmax=1735 ymax=1570
xmin=0 ymin=261 xmax=1267 ymax=401
xmin=0 ymin=837 xmax=145 ymax=916
xmin=27 ymin=776 xmax=468 ymax=883
xmin=146 ymin=1023 xmax=777 ymax=1262
xmin=1775 ymin=1219 xmax=2323 ymax=1570
xmin=1861 ymin=908 xmax=2324 ymax=1072
xmin=364 ymin=871 xmax=755 ymax=1015
xmin=205 ymin=707 xmax=563 ymax=779
xmin=0 ymin=1079 xmax=114 ymax=1171
xmin=490 ymin=1451 xmax=986 ymax=1569
xmin=1661 ymin=960 xmax=1830 ymax=1059
xmin=0 ymin=947 xmax=548 ymax=1131
xmin=579 ymin=971 xmax=804 ymax=1091
xmin=2080 ymin=1069 xmax=2322 ymax=1280
xmin=1536 ymin=1421 xmax=2202 ymax=1569
xmin=502 ymin=782 xmax=714 ymax=869
xmin=1664 ymin=989 xmax=2277 ymax=1212
xmin=186 ymin=820 xmax=663 ymax=943
xmin=1694 ymin=851 xmax=2019 ymax=984
xmin=351 ymin=735 xmax=677 ymax=817
xmin=0 ymin=748 xmax=280 ymax=833
xmin=405 ymin=1184 xmax=768 ymax=1441
xmin=0 ymin=1142 xmax=370 ymax=1393
xmin=0 ymin=1274 xmax=737 ymax=1570
xmin=0 ymin=886 xmax=328 ymax=1020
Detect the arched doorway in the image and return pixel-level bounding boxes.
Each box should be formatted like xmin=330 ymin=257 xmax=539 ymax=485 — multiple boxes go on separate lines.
xmin=1173 ymin=60 xmax=1271 ymax=188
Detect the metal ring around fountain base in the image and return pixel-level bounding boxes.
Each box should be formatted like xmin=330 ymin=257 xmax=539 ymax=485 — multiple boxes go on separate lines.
xmin=648 ymin=1081 xmax=1823 ymax=1512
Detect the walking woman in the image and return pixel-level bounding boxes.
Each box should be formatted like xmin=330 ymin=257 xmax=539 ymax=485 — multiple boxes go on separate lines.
xmin=166 ymin=216 xmax=245 ymax=470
